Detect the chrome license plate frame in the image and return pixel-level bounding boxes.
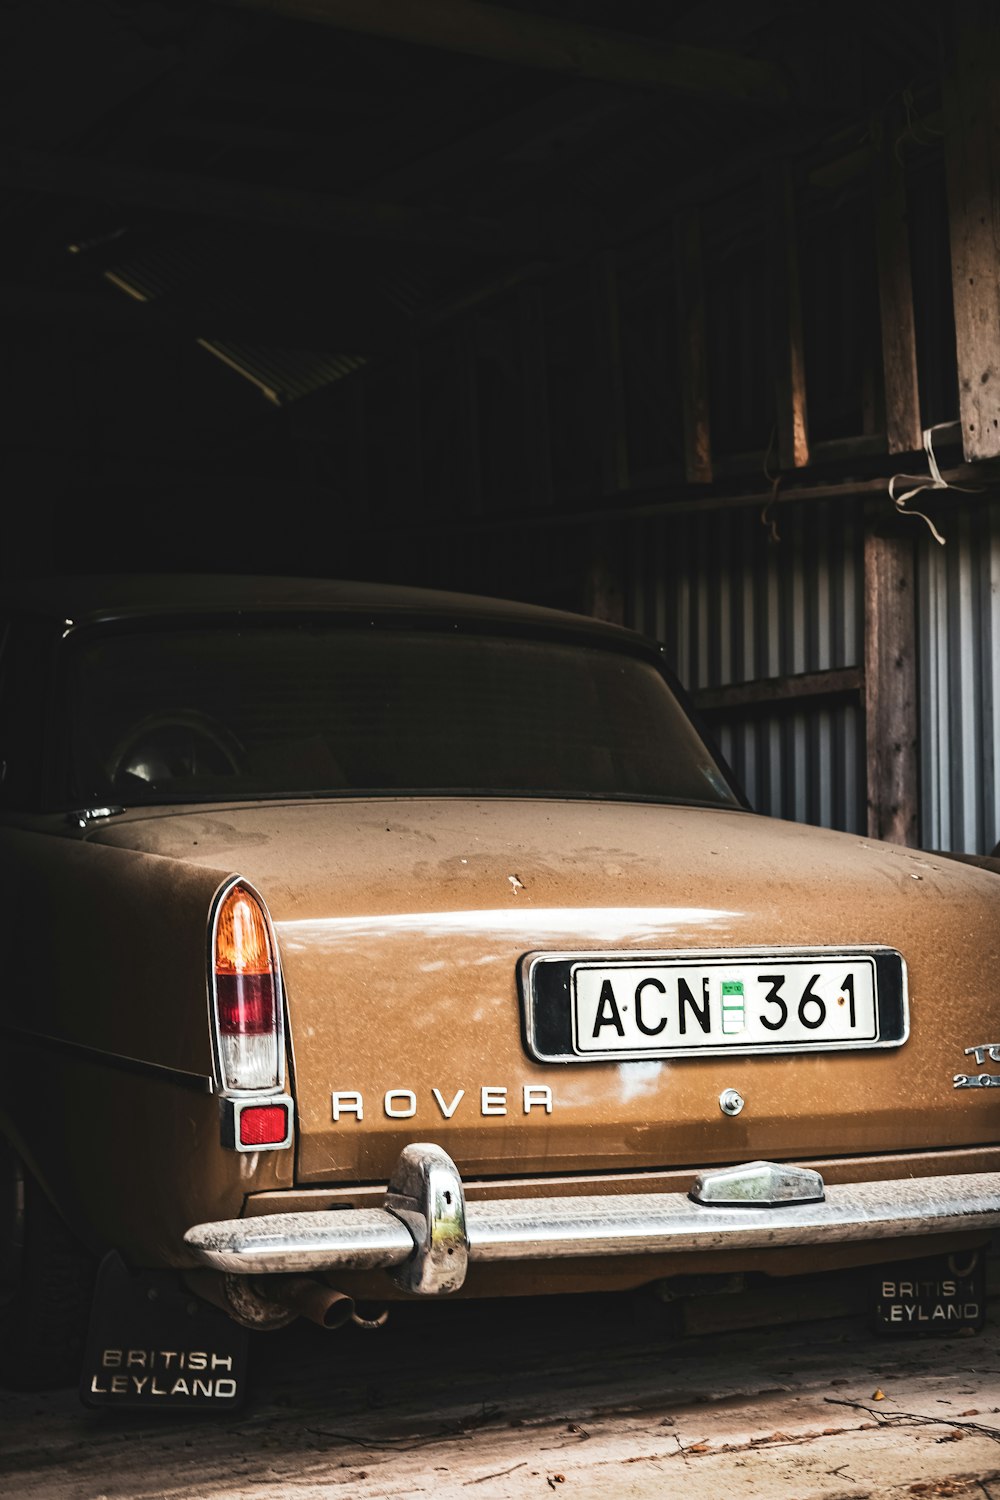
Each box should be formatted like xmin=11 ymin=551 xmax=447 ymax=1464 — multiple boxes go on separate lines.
xmin=519 ymin=946 xmax=908 ymax=1064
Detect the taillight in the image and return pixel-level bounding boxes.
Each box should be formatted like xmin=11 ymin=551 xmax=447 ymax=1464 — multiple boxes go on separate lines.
xmin=211 ymin=880 xmax=283 ymax=1093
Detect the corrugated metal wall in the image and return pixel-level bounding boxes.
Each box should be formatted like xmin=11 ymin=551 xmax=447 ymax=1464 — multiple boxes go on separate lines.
xmin=621 ymin=499 xmax=866 ymax=835
xmin=918 ymin=499 xmax=1000 ymax=854
xmin=381 ymin=495 xmax=1000 ymax=854
xmin=614 ymin=493 xmax=1000 ymax=854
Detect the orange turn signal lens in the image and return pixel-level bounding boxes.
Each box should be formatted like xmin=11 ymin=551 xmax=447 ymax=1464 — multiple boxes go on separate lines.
xmin=215 ymin=884 xmax=272 ymax=976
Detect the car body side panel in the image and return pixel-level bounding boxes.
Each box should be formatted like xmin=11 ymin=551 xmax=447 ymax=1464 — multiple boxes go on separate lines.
xmin=0 ymin=828 xmax=224 ymax=1076
xmin=0 ymin=827 xmax=294 ymax=1263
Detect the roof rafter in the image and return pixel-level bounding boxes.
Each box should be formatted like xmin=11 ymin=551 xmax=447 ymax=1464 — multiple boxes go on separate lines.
xmin=219 ymin=0 xmax=788 ymax=106
xmin=0 ymin=149 xmax=572 ymax=256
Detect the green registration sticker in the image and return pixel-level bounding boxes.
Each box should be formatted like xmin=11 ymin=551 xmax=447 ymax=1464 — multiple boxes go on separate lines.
xmin=721 ymin=979 xmax=746 ymax=1035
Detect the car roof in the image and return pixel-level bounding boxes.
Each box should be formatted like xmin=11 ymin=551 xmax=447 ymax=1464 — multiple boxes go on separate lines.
xmin=2 ymin=574 xmax=649 ymax=647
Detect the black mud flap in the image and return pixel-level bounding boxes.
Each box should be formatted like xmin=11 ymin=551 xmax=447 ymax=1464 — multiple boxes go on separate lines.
xmin=80 ymin=1251 xmax=250 ymax=1410
xmin=872 ymin=1250 xmax=986 ymax=1336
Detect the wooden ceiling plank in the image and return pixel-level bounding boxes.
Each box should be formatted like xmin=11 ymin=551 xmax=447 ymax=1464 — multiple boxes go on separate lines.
xmin=219 ymin=0 xmax=787 ymax=106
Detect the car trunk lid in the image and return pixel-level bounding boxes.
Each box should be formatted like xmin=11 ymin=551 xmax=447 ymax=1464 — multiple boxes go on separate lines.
xmin=92 ymin=797 xmax=1000 ymax=1184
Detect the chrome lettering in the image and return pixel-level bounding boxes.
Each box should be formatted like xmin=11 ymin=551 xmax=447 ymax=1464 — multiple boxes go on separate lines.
xmin=332 ymin=1086 xmax=558 ymax=1118
xmin=965 ymin=1043 xmax=1000 ymax=1065
xmin=384 ymin=1090 xmax=417 ymax=1119
xmin=332 ymin=1090 xmax=364 ymax=1121
xmin=432 ymin=1087 xmax=465 ymax=1119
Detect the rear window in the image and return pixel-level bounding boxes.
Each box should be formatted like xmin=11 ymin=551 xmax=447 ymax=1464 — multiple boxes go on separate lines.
xmin=65 ymin=623 xmax=739 ymax=809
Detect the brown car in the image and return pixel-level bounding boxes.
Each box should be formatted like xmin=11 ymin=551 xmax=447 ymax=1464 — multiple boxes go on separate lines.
xmin=2 ymin=576 xmax=999 ymax=1405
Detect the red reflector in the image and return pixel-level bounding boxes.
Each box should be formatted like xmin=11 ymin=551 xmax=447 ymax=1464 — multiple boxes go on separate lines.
xmin=239 ymin=1104 xmax=289 ymax=1147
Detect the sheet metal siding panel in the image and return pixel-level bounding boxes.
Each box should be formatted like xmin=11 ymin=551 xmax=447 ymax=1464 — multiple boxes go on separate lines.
xmin=918 ymin=501 xmax=1000 ymax=854
xmin=623 ymin=500 xmax=865 ymax=835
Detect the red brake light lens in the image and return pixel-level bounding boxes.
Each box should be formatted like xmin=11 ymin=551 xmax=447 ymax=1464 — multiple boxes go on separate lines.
xmin=213 ymin=883 xmax=281 ymax=1091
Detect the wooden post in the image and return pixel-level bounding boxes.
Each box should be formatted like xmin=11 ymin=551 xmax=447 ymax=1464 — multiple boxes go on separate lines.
xmin=583 ymin=522 xmax=624 ymax=625
xmin=945 ymin=0 xmax=1000 ymax=462
xmin=674 ymin=207 xmax=713 ymax=484
xmin=772 ymin=165 xmax=810 ymax=470
xmin=863 ymin=516 xmax=919 ymax=845
xmin=872 ymin=123 xmax=923 ymax=454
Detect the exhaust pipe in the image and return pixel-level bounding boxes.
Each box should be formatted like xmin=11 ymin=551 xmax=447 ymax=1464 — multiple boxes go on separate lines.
xmin=185 ymin=1269 xmax=388 ymax=1332
xmin=276 ymin=1277 xmax=355 ymax=1330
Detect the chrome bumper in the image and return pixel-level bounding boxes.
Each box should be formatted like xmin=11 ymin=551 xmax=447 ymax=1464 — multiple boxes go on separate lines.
xmin=183 ymin=1144 xmax=1000 ymax=1294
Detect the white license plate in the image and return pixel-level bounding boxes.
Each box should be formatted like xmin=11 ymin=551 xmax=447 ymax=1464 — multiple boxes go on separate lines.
xmin=571 ymin=955 xmax=879 ymax=1057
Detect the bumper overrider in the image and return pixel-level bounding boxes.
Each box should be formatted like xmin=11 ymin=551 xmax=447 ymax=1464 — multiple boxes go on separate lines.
xmin=183 ymin=1144 xmax=1000 ymax=1297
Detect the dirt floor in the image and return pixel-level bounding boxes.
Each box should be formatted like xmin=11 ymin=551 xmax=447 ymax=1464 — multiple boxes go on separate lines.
xmin=4 ymin=1272 xmax=1000 ymax=1500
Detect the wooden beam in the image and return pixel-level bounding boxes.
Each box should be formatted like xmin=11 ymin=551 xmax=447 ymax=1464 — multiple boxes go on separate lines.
xmin=694 ymin=667 xmax=862 ymax=716
xmin=772 ymin=164 xmax=810 ymax=470
xmin=356 ymin=456 xmax=999 ymax=542
xmin=864 ymin=522 xmax=919 ymax=846
xmin=517 ymin=285 xmax=552 ymax=509
xmin=873 ymin=126 xmax=922 ymax=455
xmin=674 ymin=207 xmax=713 ymax=484
xmin=0 ymin=149 xmax=561 ymax=257
xmin=368 ymin=84 xmax=638 ymax=204
xmin=945 ymin=0 xmax=1000 ymax=462
xmin=460 ymin=323 xmax=483 ymax=517
xmin=220 ymin=0 xmax=787 ymax=105
xmin=594 ymin=256 xmax=629 ymax=495
xmin=0 ymin=278 xmax=400 ymax=355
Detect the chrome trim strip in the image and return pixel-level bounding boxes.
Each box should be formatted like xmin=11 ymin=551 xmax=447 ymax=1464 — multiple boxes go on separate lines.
xmin=184 ymin=1167 xmax=1000 ymax=1278
xmin=0 ymin=1022 xmax=214 ymax=1094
